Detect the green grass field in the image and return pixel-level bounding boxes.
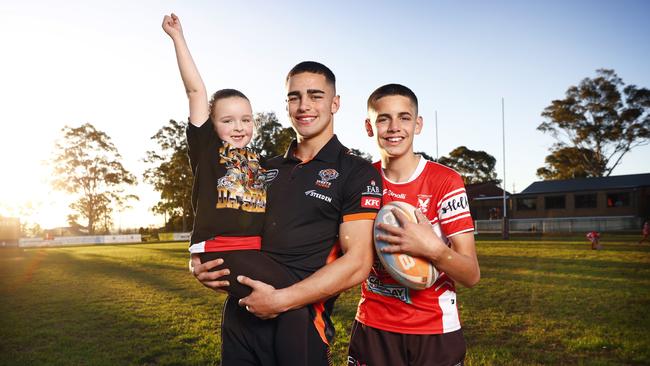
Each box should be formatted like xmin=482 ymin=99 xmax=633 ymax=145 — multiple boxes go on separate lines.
xmin=1 ymin=236 xmax=649 ymax=365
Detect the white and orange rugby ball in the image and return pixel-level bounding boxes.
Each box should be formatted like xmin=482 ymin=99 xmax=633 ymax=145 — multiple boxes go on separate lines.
xmin=374 ymin=201 xmax=439 ymax=290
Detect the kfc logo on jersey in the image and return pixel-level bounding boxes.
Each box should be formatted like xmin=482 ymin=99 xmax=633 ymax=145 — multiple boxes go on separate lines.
xmin=315 ymin=168 xmax=339 ymax=188
xmin=417 ymin=194 xmax=432 ymax=213
xmin=438 ymin=190 xmax=470 ymax=220
xmin=361 ymin=196 xmax=381 ymax=209
xmin=363 ymin=179 xmax=382 ymax=196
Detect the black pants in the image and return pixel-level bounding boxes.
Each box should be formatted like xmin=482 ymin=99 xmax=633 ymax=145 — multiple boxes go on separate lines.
xmin=200 ymin=250 xmax=313 ymax=365
xmin=221 ymin=296 xmax=331 ymax=366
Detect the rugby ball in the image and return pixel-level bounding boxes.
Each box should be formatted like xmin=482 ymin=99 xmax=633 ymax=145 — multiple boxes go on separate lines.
xmin=374 ymin=201 xmax=439 ymax=290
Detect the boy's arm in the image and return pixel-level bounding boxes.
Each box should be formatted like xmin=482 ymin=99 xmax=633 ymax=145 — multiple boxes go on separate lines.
xmin=162 ymin=13 xmax=209 ymax=126
xmin=377 ymin=209 xmax=480 ymax=288
xmin=237 ymin=219 xmax=375 ymax=319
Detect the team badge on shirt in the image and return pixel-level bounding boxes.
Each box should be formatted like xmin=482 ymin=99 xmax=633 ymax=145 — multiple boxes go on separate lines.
xmin=417 ymin=194 xmax=432 ymax=214
xmin=315 ymin=168 xmax=339 ymax=188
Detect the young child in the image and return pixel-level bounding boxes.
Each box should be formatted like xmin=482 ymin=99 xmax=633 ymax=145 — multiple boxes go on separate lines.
xmin=587 ymin=231 xmax=601 ymax=250
xmin=162 ymin=13 xmax=308 ymax=364
xmin=348 ymin=84 xmax=480 ymax=366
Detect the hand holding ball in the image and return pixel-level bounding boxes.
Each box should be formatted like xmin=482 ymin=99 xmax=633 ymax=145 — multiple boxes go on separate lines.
xmin=374 ymin=201 xmax=439 ymax=290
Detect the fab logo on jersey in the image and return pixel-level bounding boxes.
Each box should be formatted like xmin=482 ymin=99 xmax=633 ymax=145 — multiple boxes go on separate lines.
xmin=361 ymin=179 xmax=382 ymax=208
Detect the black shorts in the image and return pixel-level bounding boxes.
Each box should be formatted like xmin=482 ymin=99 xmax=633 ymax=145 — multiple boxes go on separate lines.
xmin=347 ymin=320 xmax=466 ymax=366
xmin=200 ymin=250 xmax=317 ymax=365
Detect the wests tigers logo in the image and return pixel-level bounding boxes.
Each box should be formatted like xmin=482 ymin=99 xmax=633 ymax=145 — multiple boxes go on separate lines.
xmin=315 ymin=168 xmax=339 ymax=188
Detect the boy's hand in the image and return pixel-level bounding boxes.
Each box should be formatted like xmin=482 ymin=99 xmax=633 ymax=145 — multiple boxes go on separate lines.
xmin=376 ymin=208 xmax=447 ymax=262
xmin=162 ymin=13 xmax=183 ymax=39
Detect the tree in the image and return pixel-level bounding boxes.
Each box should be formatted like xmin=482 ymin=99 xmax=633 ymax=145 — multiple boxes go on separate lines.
xmin=251 ymin=112 xmax=296 ymax=160
xmin=348 ymin=148 xmax=373 ymax=162
xmin=538 ymin=69 xmax=650 ymax=178
xmin=143 ymin=119 xmax=194 ymax=232
xmin=51 ymin=123 xmax=138 ymax=235
xmin=415 ymin=151 xmax=436 ymax=162
xmin=536 ymin=147 xmax=607 ymax=180
xmin=438 ymin=146 xmax=499 ymax=184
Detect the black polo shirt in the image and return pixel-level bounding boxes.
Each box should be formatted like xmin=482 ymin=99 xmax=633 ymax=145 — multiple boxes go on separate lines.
xmin=262 ymin=135 xmax=383 ymax=280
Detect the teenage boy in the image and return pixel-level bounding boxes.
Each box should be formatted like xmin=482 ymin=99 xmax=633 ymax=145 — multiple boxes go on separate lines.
xmin=348 ymin=84 xmax=480 ymax=366
xmin=193 ymin=62 xmax=382 ymax=366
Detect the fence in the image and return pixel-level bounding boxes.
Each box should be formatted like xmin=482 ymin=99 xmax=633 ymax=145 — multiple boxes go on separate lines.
xmin=158 ymin=232 xmax=191 ymax=242
xmin=19 ymin=234 xmax=142 ymax=248
xmin=18 ymin=232 xmax=193 ymax=248
xmin=475 ymin=216 xmax=642 ymax=233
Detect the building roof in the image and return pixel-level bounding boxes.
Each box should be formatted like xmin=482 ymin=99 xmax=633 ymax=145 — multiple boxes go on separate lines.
xmin=519 ymin=173 xmax=650 ymax=195
xmin=466 ymin=181 xmax=510 ymax=200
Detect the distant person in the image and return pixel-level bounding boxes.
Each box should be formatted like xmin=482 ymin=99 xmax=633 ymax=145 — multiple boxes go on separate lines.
xmin=347 ymin=84 xmax=480 ymax=366
xmin=586 ymin=231 xmax=601 ymax=250
xmin=639 ymin=220 xmax=649 ymax=244
xmin=162 ymin=13 xmax=310 ymax=365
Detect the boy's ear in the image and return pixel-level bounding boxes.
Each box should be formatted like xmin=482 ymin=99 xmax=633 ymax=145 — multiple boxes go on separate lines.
xmin=415 ymin=116 xmax=423 ymax=135
xmin=365 ymin=119 xmax=374 ymax=137
xmin=330 ymin=95 xmax=341 ymax=114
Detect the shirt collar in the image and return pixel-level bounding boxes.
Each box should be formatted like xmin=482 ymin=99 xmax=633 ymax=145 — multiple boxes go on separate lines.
xmin=282 ymin=135 xmax=343 ymax=163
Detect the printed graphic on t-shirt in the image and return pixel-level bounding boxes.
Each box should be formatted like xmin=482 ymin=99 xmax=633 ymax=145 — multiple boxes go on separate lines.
xmin=216 ymin=144 xmax=267 ymax=212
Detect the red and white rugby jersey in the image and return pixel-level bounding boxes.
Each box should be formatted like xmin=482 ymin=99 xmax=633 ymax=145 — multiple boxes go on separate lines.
xmin=356 ymin=157 xmax=474 ymax=334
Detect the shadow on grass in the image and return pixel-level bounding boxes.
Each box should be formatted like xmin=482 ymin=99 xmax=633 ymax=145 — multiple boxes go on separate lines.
xmin=0 ymin=249 xmax=225 ymax=365
xmin=478 ymin=254 xmax=650 ymax=283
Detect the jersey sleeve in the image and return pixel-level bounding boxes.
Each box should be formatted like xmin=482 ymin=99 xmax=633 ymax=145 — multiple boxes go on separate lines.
xmin=186 ymin=118 xmax=218 ymax=174
xmin=341 ymin=161 xmax=383 ymax=223
xmin=436 ymin=171 xmax=474 ymax=237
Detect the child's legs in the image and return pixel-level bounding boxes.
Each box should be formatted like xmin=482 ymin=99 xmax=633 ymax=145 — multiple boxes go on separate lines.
xmin=199 ymin=250 xmax=310 ymax=362
xmin=199 ymin=250 xmax=298 ymax=299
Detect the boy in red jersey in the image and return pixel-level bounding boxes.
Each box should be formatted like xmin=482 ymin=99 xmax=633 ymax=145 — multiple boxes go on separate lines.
xmin=348 ymin=84 xmax=481 ymax=366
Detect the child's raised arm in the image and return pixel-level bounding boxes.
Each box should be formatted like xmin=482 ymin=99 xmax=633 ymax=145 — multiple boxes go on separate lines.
xmin=162 ymin=13 xmax=209 ymax=126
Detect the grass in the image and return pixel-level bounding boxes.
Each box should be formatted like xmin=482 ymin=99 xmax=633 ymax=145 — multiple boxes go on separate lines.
xmin=1 ymin=236 xmax=648 ymax=365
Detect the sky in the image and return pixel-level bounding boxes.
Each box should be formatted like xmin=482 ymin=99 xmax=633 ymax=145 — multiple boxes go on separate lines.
xmin=1 ymin=0 xmax=649 ymax=231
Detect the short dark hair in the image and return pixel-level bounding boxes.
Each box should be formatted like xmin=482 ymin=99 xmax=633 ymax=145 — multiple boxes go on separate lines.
xmin=367 ymin=83 xmax=418 ymax=115
xmin=209 ymin=88 xmax=250 ymax=117
xmin=286 ymin=61 xmax=336 ymax=90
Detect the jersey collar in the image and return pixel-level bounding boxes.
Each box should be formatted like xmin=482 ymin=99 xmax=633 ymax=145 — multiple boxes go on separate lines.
xmin=282 ymin=135 xmax=343 ymax=163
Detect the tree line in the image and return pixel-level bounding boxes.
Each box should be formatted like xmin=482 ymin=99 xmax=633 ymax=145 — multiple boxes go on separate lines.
xmin=49 ymin=69 xmax=649 ymax=233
